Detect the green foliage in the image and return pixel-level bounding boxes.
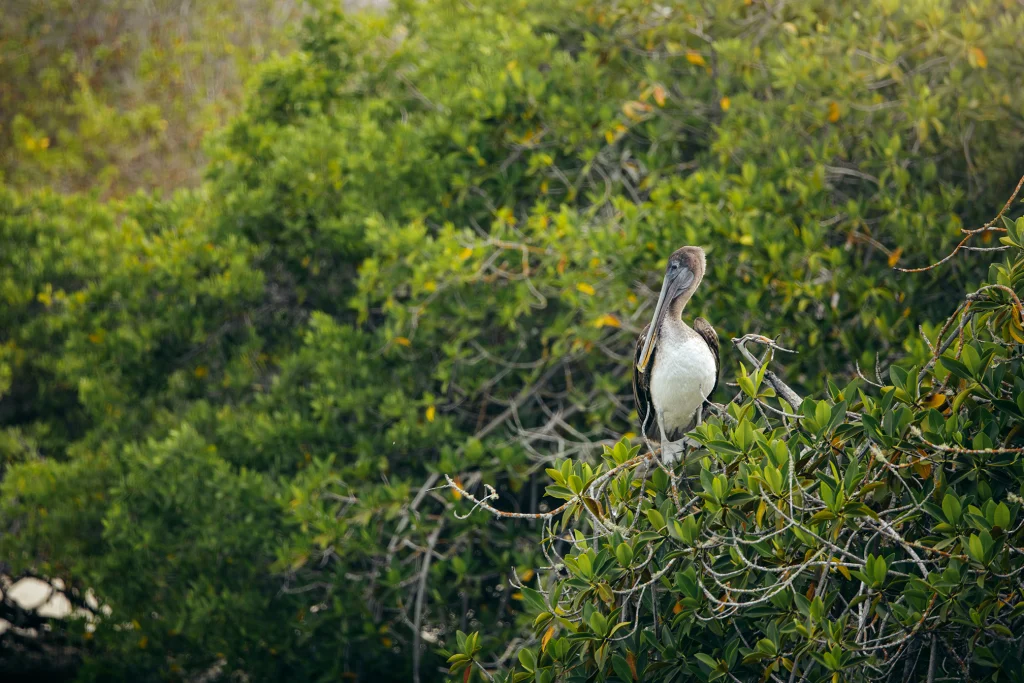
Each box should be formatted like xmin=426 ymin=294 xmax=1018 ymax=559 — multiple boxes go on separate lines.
xmin=2 ymin=0 xmax=1024 ymax=681
xmin=481 ymin=220 xmax=1024 ymax=682
xmin=0 ymin=0 xmax=301 ymax=196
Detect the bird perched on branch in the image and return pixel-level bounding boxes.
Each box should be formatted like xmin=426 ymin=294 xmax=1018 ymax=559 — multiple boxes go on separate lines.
xmin=633 ymin=246 xmax=719 ymax=464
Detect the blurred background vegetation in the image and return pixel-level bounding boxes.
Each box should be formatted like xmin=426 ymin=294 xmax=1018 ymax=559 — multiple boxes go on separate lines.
xmin=0 ymin=0 xmax=306 ymax=196
xmin=1 ymin=0 xmax=1023 ymax=681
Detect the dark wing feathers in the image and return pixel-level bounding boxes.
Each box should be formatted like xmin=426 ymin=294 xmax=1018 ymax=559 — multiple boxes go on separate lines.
xmin=693 ymin=317 xmax=720 ymax=398
xmin=632 ymin=323 xmax=657 ymax=439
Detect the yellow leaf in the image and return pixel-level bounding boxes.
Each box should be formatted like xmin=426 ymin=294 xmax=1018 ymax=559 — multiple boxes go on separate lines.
xmin=138 ymin=636 xmax=148 ymax=649
xmin=653 ymin=85 xmax=667 ymax=107
xmin=623 ymin=432 xmax=636 ymax=440
xmin=604 ymin=124 xmax=627 ymax=145
xmin=424 ymin=280 xmax=437 ymax=293
xmin=459 ymin=247 xmax=474 ymax=260
xmin=380 ymin=637 xmax=392 ymax=648
xmin=626 ymin=651 xmax=638 ymax=680
xmin=622 ymin=101 xmax=651 ymax=120
xmin=673 ymin=601 xmax=684 ymax=614
xmin=686 ymin=51 xmax=706 ymax=66
xmin=738 ymin=234 xmax=754 ymax=246
xmin=887 ymin=247 xmax=903 ymax=267
xmin=1009 ymin=320 xmax=1024 ymax=344
xmin=835 ymin=562 xmax=852 ymax=581
xmin=291 ymin=553 xmax=309 ymax=571
xmin=194 ymin=366 xmax=208 ymax=379
xmin=828 ymin=101 xmax=841 ymax=123
xmin=511 ymin=592 xmax=524 ymax=601
xmin=426 ymin=405 xmax=436 ymax=422
xmin=923 ymin=393 xmax=946 ymax=409
xmin=719 ymin=96 xmax=731 ymax=111
xmin=39 ymin=137 xmax=50 ymax=150
xmin=593 ymin=313 xmax=621 ymax=328
xmin=577 ymin=283 xmax=595 ymax=296
xmin=394 ymin=337 xmax=411 ymax=347
xmin=913 ymin=459 xmax=933 ymax=480
xmin=519 ymin=568 xmax=535 ymax=582
xmin=970 ymin=47 xmax=988 ymax=69
xmin=557 ymin=255 xmax=567 ymax=275
xmin=452 ymin=476 xmax=463 ymax=500
xmin=88 ymin=331 xmax=105 ymax=344
xmin=756 ymin=499 xmax=766 ymax=526
xmin=541 ymin=624 xmax=555 ymax=652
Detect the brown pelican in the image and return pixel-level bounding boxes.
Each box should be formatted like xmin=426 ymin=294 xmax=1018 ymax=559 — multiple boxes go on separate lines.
xmin=633 ymin=246 xmax=719 ymax=464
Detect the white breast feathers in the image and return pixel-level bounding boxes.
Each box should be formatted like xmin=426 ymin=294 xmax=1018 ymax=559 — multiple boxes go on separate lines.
xmin=649 ymin=329 xmax=717 ymax=439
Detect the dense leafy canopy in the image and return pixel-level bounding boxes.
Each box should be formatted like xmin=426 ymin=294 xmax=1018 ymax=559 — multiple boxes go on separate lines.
xmin=2 ymin=0 xmax=1023 ymax=681
xmin=455 ymin=216 xmax=1024 ymax=682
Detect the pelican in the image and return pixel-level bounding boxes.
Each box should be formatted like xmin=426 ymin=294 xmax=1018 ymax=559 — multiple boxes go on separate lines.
xmin=633 ymin=246 xmax=719 ymax=464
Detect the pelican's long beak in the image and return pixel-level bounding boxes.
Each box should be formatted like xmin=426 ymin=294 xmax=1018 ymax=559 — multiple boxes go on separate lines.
xmin=636 ymin=266 xmax=694 ymax=373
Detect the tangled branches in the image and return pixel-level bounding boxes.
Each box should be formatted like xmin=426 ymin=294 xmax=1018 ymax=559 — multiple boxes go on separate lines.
xmin=895 ymin=173 xmax=1024 ymax=274
xmin=444 ymin=217 xmax=1024 ymax=681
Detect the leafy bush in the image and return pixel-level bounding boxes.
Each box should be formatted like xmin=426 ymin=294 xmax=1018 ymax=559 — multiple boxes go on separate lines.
xmin=453 ymin=213 xmax=1024 ymax=682
xmin=2 ymin=0 xmax=1024 ymax=681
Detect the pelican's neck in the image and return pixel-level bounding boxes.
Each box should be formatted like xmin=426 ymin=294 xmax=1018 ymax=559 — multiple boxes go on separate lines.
xmin=665 ymin=285 xmax=697 ymax=326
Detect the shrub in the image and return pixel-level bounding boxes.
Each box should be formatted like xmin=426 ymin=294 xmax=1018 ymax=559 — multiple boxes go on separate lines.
xmin=2 ymin=0 xmax=1024 ymax=681
xmin=453 ymin=210 xmax=1024 ymax=682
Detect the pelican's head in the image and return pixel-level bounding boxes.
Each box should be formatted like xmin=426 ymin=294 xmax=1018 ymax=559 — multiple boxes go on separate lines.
xmin=636 ymin=246 xmax=707 ymax=373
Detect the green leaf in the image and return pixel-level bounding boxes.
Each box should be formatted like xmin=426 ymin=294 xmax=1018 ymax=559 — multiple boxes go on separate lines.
xmin=809 ymin=596 xmax=824 ymax=622
xmin=939 ymin=357 xmax=974 ymax=381
xmin=611 ymin=654 xmax=634 ymax=681
xmin=576 ymin=553 xmax=593 ymax=579
xmin=942 ymin=493 xmax=962 ymax=524
xmin=615 ymin=542 xmax=634 ymax=568
xmin=517 ymin=648 xmax=536 ymax=672
xmin=520 ymin=587 xmax=547 ymax=614
xmin=646 ymin=508 xmax=666 ymax=531
xmin=994 ymin=502 xmax=1010 ymax=529
xmin=961 ymin=344 xmax=982 ymax=376
xmin=814 ymin=400 xmax=830 ymax=431
xmin=568 ymin=474 xmax=584 ymax=494
xmin=968 ymin=534 xmax=986 ymax=563
xmin=694 ymin=653 xmax=719 ymax=670
xmin=588 ymin=611 xmax=608 ymax=637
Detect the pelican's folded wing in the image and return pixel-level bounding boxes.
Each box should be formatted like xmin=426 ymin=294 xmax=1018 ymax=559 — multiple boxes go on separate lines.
xmin=632 ymin=323 xmax=657 ymax=438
